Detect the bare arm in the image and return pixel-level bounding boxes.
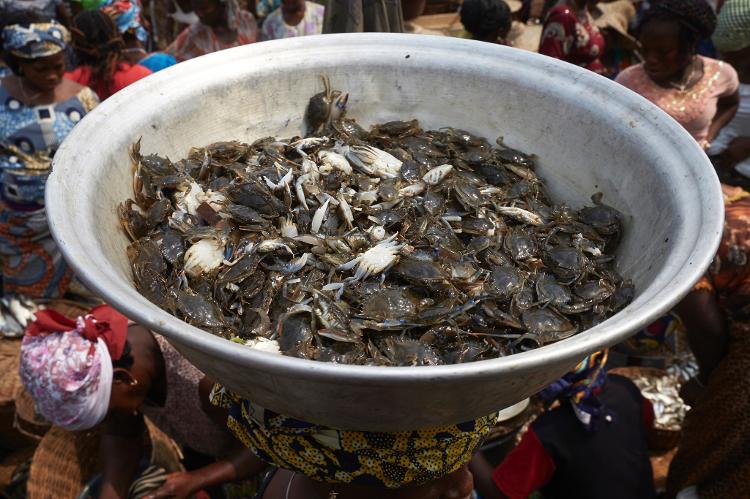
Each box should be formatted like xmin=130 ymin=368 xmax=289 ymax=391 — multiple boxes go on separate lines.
xmin=673 ymin=288 xmax=728 ymax=382
xmin=707 ymin=90 xmax=740 ymax=146
xmin=469 ymin=453 xmax=507 ymax=499
xmin=143 ymin=446 xmax=266 ymax=499
xmin=99 ymin=412 xmax=146 ymax=499
xmin=144 ymin=376 xmax=267 ymax=498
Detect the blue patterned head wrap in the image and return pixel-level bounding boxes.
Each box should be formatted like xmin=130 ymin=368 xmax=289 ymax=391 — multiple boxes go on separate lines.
xmin=539 ymin=349 xmax=610 ymax=431
xmin=100 ymin=0 xmax=148 ymax=43
xmin=1 ymin=21 xmax=70 ymax=59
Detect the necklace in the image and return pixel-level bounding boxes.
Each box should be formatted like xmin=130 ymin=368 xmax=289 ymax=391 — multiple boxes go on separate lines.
xmin=19 ymin=78 xmax=43 ymax=104
xmin=668 ymin=58 xmax=700 ymax=92
xmin=285 ymin=472 xmax=297 ymax=499
xmin=283 ymin=473 xmax=339 ymax=499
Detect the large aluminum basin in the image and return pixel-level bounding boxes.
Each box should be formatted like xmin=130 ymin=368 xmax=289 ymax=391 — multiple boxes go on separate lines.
xmin=46 ymin=34 xmax=723 ymax=430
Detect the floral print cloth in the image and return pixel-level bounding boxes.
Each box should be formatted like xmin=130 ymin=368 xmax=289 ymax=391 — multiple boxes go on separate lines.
xmin=539 ymin=4 xmax=605 ymax=74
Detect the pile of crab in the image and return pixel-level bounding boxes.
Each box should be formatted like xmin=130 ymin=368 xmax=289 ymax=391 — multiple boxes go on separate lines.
xmin=119 ymin=82 xmax=633 ymax=366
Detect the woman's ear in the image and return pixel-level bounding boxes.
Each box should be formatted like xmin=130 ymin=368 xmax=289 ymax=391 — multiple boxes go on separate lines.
xmin=113 ymin=367 xmax=139 ymax=387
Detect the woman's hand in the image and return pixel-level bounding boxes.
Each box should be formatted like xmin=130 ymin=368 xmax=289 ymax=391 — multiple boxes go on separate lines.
xmin=143 ymin=472 xmax=201 ymax=499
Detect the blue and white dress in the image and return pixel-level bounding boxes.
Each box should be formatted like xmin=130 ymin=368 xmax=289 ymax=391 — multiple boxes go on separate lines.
xmin=0 ymin=81 xmax=98 ymax=297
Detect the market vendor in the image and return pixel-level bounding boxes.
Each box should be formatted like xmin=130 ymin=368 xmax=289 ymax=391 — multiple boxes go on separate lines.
xmin=538 ymin=0 xmax=606 ymax=74
xmin=98 ymin=0 xmax=177 ymax=73
xmin=19 ymin=305 xmax=266 ymax=499
xmin=166 ymin=0 xmax=258 ymax=62
xmin=615 ymin=0 xmax=739 ymax=150
xmin=470 ymin=351 xmax=657 ymax=499
xmin=666 ymin=184 xmax=750 ymax=499
xmin=209 ymin=383 xmax=499 ymax=498
xmin=460 ymin=0 xmax=513 ymax=44
xmin=66 ymin=9 xmax=152 ymax=100
xmin=0 ymin=14 xmax=99 ymax=299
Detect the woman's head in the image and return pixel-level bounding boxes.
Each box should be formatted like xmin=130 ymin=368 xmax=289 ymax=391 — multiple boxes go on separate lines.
xmin=1 ymin=12 xmax=70 ymax=91
xmin=99 ymin=0 xmax=149 ymax=49
xmin=192 ymin=0 xmax=227 ymax=28
xmin=281 ymin=0 xmax=306 ymax=16
xmin=460 ymin=0 xmax=512 ymax=43
xmin=637 ymin=0 xmax=716 ymax=84
xmin=71 ymin=10 xmax=125 ymax=90
xmin=713 ymin=0 xmax=750 ymax=71
xmin=19 ymin=306 xmax=131 ymax=431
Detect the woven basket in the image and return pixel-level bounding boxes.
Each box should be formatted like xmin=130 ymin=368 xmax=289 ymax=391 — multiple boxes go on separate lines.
xmin=26 ymin=418 xmax=183 ymax=499
xmin=13 ymin=389 xmax=52 ymax=442
xmin=609 ymin=366 xmax=683 ymax=451
xmin=0 ymin=339 xmax=37 ymax=451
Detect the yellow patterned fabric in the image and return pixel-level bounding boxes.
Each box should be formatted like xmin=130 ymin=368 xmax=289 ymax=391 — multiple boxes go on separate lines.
xmin=211 ymin=385 xmax=498 ymax=488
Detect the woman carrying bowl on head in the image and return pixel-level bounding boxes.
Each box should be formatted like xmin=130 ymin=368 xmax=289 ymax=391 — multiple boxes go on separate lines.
xmin=538 ymin=0 xmax=606 ymax=73
xmin=208 ymin=383 xmax=499 ymax=499
xmin=166 ymin=0 xmax=258 ymax=62
xmin=0 ymin=13 xmax=99 ymax=299
xmin=615 ymin=0 xmax=740 ymax=150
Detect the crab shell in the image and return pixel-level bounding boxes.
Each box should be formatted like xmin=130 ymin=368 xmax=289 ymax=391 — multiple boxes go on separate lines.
xmin=319 ymin=150 xmax=353 ymax=175
xmin=423 ymin=164 xmax=453 ymax=186
xmin=344 ymin=145 xmax=402 ymax=179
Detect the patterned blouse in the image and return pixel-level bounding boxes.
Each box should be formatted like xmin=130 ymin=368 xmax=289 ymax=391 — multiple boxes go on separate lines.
xmin=616 ymin=57 xmax=739 ymax=146
xmin=261 ymin=2 xmax=325 ymax=41
xmin=0 ymin=82 xmax=98 ymax=208
xmin=539 ymin=4 xmax=605 ymax=74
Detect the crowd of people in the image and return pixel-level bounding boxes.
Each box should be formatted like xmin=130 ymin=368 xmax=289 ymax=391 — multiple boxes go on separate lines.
xmin=0 ymin=0 xmax=749 ymax=498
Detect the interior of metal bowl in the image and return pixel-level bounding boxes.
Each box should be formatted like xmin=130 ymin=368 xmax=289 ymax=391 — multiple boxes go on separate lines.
xmin=46 ymin=34 xmax=723 ymax=430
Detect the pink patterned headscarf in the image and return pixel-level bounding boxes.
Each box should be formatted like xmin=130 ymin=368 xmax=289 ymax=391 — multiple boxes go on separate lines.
xmin=19 ymin=305 xmax=128 ymax=431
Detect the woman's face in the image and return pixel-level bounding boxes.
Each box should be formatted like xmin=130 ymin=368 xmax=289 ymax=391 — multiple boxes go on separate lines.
xmin=639 ymin=19 xmax=693 ymax=84
xmin=281 ymin=0 xmax=305 ymax=14
xmin=18 ymin=52 xmax=66 ymax=92
xmin=193 ymin=0 xmax=225 ymax=27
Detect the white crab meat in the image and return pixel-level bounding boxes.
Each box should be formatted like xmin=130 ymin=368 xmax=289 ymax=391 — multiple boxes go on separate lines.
xmin=355 ymin=190 xmax=379 ymax=206
xmin=244 ymin=337 xmax=282 ymax=355
xmin=279 ymin=217 xmax=299 ymax=238
xmin=339 ymin=235 xmax=403 ymax=281
xmin=422 ymin=164 xmax=453 ymax=186
xmin=175 ymin=182 xmax=204 ymax=215
xmin=184 ymin=238 xmax=225 ymax=277
xmin=175 ymin=182 xmax=226 ymax=215
xmin=292 ymin=136 xmax=329 ymax=151
xmin=311 ymin=197 xmax=331 ymax=234
xmin=367 ymin=225 xmax=386 ymax=242
xmin=319 ymin=150 xmax=352 ymax=175
xmin=263 ymin=166 xmax=294 ymax=191
xmin=257 ymin=239 xmax=295 ymax=256
xmin=337 ymin=193 xmax=354 ymax=228
xmin=341 ymin=145 xmax=402 ymax=179
xmin=295 ymin=172 xmax=317 ymax=210
xmin=399 ymin=181 xmax=426 ymax=197
xmin=495 ymin=206 xmax=543 ymax=226
xmin=282 ymin=253 xmax=310 ymax=274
